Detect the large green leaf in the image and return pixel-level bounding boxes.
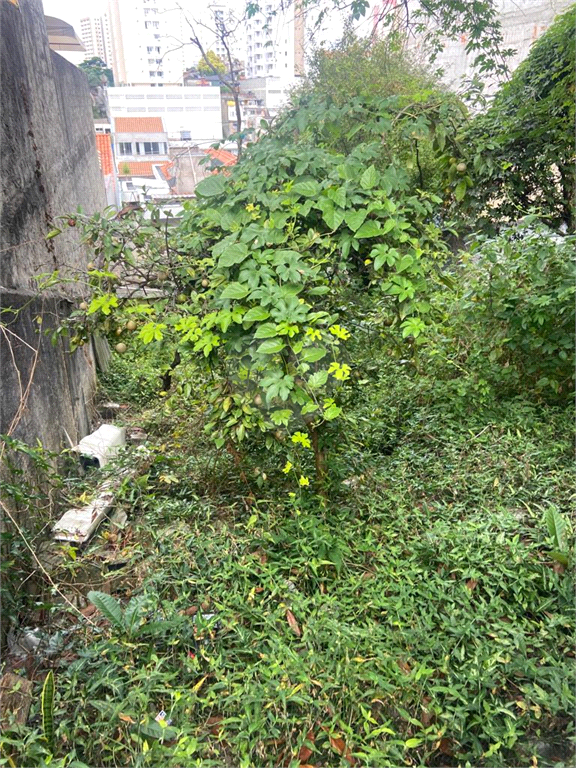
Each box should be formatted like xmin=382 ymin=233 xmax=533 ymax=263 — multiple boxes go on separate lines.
xmin=292 ymin=180 xmax=321 ymax=197
xmin=254 ymin=322 xmax=279 ymax=338
xmin=244 ymin=306 xmax=270 ymax=322
xmin=360 ymin=165 xmax=379 ymax=190
xmin=345 ymin=209 xmax=367 ymax=232
xmin=219 ymin=243 xmax=249 ymax=268
xmin=257 ymin=338 xmax=285 ymax=354
xmin=301 ymin=346 xmax=328 ymax=362
xmin=355 ymin=220 xmax=382 ymax=239
xmin=195 ymin=174 xmax=226 ymax=197
xmin=323 ymin=206 xmax=345 ymax=230
xmin=220 ymin=283 xmax=249 ymax=300
xmin=87 ymin=590 xmax=124 ymax=630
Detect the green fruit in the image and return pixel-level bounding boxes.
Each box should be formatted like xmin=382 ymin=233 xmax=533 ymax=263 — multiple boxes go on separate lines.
xmin=177 ymin=293 xmax=187 ymax=304
xmin=115 ymin=343 xmax=127 ymax=353
xmin=87 ymin=262 xmax=95 ymax=270
xmin=126 ymin=320 xmax=137 ymax=331
xmin=79 ymin=301 xmax=88 ymax=311
xmin=254 ymin=394 xmax=263 ymax=406
xmin=456 ymin=162 xmax=467 ymax=173
xmin=115 ymin=328 xmax=123 ymax=336
xmin=201 ymin=278 xmax=209 ymax=288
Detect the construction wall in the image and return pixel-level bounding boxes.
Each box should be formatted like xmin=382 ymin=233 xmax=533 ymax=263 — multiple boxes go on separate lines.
xmin=1 ymin=0 xmax=107 ymax=460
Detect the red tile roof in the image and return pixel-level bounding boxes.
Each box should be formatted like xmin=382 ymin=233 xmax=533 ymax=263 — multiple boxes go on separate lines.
xmin=204 ymin=148 xmax=237 ymax=167
xmin=95 ymin=133 xmax=114 ymax=176
xmin=117 ymin=161 xmax=156 ymax=177
xmin=117 ymin=160 xmax=174 ymax=179
xmin=114 ymin=117 xmax=165 ymax=133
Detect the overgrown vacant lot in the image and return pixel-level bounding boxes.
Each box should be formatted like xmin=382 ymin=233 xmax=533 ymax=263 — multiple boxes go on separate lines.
xmin=2 ymin=6 xmax=575 ymax=767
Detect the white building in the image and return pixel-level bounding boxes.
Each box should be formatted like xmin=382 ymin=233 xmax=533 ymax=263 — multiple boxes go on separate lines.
xmin=107 ymin=85 xmax=223 ymax=144
xmin=245 ymin=0 xmax=305 ymax=80
xmin=106 ymin=0 xmax=189 ymax=86
xmin=79 ymin=15 xmax=114 ymax=65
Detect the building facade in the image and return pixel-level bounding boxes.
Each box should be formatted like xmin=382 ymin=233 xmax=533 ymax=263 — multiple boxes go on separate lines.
xmin=79 ymin=15 xmax=113 ymax=65
xmin=245 ymin=0 xmax=305 ymax=79
xmin=107 ymin=85 xmax=223 ymax=143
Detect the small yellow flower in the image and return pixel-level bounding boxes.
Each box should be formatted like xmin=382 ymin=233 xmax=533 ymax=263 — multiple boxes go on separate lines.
xmin=298 ymin=476 xmax=310 ymax=487
xmin=305 ymin=327 xmax=322 ymax=341
xmin=282 ymin=460 xmax=293 ymax=474
xmin=329 ymin=324 xmax=351 ymax=340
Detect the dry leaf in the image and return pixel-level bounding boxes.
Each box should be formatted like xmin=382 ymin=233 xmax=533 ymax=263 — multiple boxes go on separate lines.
xmin=466 ymin=579 xmax=478 ymax=591
xmin=182 ymin=606 xmax=198 ymax=616
xmin=321 ymin=727 xmax=357 ymax=766
xmin=119 ymin=713 xmax=135 ymax=724
xmin=206 ymin=715 xmax=223 ymax=736
xmin=298 ymin=729 xmax=315 ymax=763
xmin=397 ymin=659 xmax=411 ymax=674
xmin=286 ymin=609 xmax=301 ymax=637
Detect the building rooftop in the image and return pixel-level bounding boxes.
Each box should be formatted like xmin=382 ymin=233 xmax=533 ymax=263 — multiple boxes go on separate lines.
xmin=204 ymin=148 xmax=237 ymax=167
xmin=114 ymin=117 xmax=165 ymax=133
xmin=117 ymin=160 xmax=173 ymax=178
xmin=95 ymin=133 xmax=114 ymax=176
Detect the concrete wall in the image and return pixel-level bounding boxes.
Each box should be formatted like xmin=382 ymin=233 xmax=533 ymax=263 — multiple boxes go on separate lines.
xmin=1 ymin=0 xmax=107 ymax=457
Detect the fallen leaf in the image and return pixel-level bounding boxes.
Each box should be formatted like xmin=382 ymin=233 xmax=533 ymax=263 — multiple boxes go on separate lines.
xmin=466 ymin=579 xmax=478 ymax=591
xmin=206 ymin=715 xmax=223 ymax=736
xmin=119 ymin=713 xmax=135 ymax=724
xmin=298 ymin=729 xmax=315 ymax=763
xmin=321 ymin=727 xmax=357 ymax=766
xmin=182 ymin=606 xmax=198 ymax=616
xmin=80 ymin=604 xmax=97 ymax=617
xmin=437 ymin=738 xmax=453 ymax=755
xmin=397 ymin=659 xmax=411 ymax=674
xmin=286 ymin=609 xmax=301 ymax=637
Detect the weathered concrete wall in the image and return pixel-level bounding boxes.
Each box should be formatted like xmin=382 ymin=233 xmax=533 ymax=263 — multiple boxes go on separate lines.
xmin=1 ymin=0 xmax=107 ymax=455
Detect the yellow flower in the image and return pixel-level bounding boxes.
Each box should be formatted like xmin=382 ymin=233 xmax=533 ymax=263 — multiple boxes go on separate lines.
xmin=305 ymin=327 xmax=322 ymax=341
xmin=282 ymin=460 xmax=293 ymax=474
xmin=298 ymin=476 xmax=310 ymax=487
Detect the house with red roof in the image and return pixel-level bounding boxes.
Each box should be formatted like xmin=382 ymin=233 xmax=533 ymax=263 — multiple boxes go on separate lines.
xmin=112 ymin=116 xmax=176 ymax=202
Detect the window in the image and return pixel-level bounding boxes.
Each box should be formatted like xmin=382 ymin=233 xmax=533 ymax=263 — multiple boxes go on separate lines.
xmin=166 ymin=94 xmax=182 ymax=99
xmin=148 ymin=58 xmax=155 ymax=64
xmin=118 ymin=142 xmax=133 ymax=155
xmin=157 ymin=72 xmax=163 ymax=77
xmin=147 ymin=46 xmax=153 ymax=53
xmin=136 ymin=142 xmax=166 ymax=155
xmin=149 ymin=71 xmax=156 ymax=77
xmin=180 ymin=130 xmax=191 ymax=140
xmin=167 ymin=106 xmax=183 ymax=112
xmin=156 ymin=47 xmax=161 ymax=53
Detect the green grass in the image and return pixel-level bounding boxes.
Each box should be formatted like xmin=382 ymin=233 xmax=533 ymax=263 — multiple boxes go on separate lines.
xmin=2 ymin=369 xmax=572 ymax=768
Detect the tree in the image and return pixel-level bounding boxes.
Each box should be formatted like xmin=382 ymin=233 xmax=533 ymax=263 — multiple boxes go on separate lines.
xmin=463 ymin=6 xmax=575 ymax=231
xmin=197 ymin=50 xmax=226 ymax=76
xmin=79 ymin=57 xmax=114 ymax=88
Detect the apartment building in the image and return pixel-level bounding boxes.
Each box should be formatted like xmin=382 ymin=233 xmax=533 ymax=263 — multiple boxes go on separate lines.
xmin=245 ymin=0 xmax=304 ymax=80
xmin=79 ymin=15 xmax=113 ymax=65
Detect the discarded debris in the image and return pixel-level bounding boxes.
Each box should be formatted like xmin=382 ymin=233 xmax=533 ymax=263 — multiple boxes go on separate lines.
xmin=73 ymin=424 xmax=126 ymax=468
xmin=53 ymin=490 xmax=114 ymax=544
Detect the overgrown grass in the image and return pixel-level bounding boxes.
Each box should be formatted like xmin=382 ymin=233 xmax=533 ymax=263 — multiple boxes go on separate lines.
xmin=2 ymin=361 xmax=573 ymax=768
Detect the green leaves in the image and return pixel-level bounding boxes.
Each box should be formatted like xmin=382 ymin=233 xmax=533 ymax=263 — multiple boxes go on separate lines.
xmin=345 ymin=209 xmax=367 ymax=232
xmin=220 ymin=283 xmax=250 ymax=300
xmin=257 ymin=338 xmax=285 ymax=355
xmin=360 ymin=165 xmax=379 ymax=190
xmin=254 ymin=322 xmax=279 ymax=338
xmin=195 ymin=174 xmax=227 ymax=197
xmin=41 ymin=671 xmax=55 ymax=748
xmin=292 ymin=179 xmax=321 ymax=197
xmin=355 ymin=220 xmax=382 ymax=239
xmin=218 ymin=242 xmax=249 ymax=268
xmin=244 ymin=306 xmax=270 ymax=322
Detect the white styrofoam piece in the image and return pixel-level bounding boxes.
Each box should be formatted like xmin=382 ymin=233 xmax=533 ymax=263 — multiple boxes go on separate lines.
xmin=73 ymin=425 xmax=126 ymax=467
xmin=53 ymin=491 xmax=114 ymax=544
